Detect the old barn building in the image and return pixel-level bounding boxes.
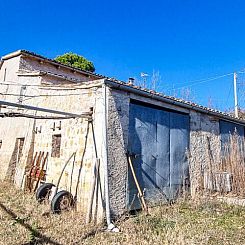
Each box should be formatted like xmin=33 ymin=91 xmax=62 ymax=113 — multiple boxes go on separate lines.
xmin=0 ymin=50 xmax=245 ymax=223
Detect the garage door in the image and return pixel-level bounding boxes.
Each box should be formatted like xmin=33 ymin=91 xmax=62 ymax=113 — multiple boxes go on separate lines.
xmin=220 ymin=120 xmax=244 ymax=155
xmin=127 ymin=101 xmax=189 ymax=210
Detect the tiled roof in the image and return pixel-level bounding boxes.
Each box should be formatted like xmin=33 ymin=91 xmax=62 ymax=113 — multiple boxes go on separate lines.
xmin=2 ymin=50 xmax=106 ymax=79
xmin=105 ymin=78 xmax=245 ymax=125
xmin=2 ymin=50 xmax=245 ymax=124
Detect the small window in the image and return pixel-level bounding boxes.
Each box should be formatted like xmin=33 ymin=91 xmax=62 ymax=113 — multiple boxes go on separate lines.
xmin=0 ymin=140 xmax=2 ymax=149
xmin=51 ymin=134 xmax=61 ymax=158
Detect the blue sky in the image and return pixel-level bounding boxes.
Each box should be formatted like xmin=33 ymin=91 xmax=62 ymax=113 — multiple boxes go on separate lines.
xmin=1 ymin=0 xmax=245 ymax=110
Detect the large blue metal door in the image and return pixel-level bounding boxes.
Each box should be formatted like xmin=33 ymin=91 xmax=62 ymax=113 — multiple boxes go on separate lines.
xmin=169 ymin=112 xmax=190 ymax=199
xmin=127 ymin=102 xmax=189 ymax=209
xmin=220 ymin=120 xmax=244 ymax=144
xmin=220 ymin=120 xmax=245 ymax=155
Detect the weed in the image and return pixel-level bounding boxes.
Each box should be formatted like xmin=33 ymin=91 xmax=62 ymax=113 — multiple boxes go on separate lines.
xmin=1 ymin=181 xmax=245 ymax=244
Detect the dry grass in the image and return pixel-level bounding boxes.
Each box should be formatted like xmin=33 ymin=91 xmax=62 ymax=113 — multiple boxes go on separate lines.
xmin=191 ymin=133 xmax=245 ymax=197
xmin=0 ymin=181 xmax=99 ymax=245
xmin=201 ymin=134 xmax=245 ymax=197
xmin=1 ymin=181 xmax=245 ymax=244
xmin=219 ymin=134 xmax=245 ymax=196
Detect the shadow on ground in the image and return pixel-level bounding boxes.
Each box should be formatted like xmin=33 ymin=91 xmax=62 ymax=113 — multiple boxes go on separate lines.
xmin=0 ymin=202 xmax=61 ymax=245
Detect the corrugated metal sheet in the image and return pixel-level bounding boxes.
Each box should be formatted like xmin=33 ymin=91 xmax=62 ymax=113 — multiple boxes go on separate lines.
xmin=127 ymin=102 xmax=190 ymax=209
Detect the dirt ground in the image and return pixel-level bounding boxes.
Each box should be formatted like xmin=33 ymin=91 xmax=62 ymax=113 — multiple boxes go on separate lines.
xmin=1 ymin=181 xmax=245 ymax=245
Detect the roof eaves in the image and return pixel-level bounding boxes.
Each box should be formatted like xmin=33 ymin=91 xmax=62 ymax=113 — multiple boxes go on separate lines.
xmin=2 ymin=50 xmax=245 ymax=124
xmin=105 ymin=78 xmax=245 ymax=125
xmin=1 ymin=50 xmax=22 ymax=60
xmin=1 ymin=50 xmax=106 ymax=79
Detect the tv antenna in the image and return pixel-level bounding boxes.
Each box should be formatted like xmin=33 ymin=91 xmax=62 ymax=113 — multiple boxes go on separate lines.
xmin=140 ymin=72 xmax=149 ymax=88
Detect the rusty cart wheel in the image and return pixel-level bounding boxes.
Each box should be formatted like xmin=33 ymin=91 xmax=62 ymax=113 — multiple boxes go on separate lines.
xmin=36 ymin=183 xmax=55 ymax=203
xmin=51 ymin=190 xmax=74 ymax=214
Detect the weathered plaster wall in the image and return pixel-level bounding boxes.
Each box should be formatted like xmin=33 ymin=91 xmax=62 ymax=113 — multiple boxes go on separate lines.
xmin=0 ymin=56 xmax=36 ymax=182
xmin=107 ymin=88 xmax=130 ymax=217
xmin=0 ymin=56 xmax=20 ymax=84
xmin=0 ymin=117 xmax=34 ymax=182
xmin=189 ymin=111 xmax=221 ymax=197
xmin=19 ymin=56 xmax=97 ymax=83
xmin=0 ymin=55 xmax=42 ymax=107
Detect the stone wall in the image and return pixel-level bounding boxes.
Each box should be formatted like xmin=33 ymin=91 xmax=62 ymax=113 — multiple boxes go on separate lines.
xmin=28 ymin=84 xmax=105 ymax=219
xmin=189 ymin=111 xmax=221 ymax=197
xmin=0 ymin=55 xmax=106 ymax=220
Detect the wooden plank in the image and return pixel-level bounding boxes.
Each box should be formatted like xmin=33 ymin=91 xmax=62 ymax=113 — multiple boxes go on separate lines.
xmin=27 ymin=152 xmax=39 ymax=191
xmin=128 ymin=155 xmax=148 ymax=212
xmin=29 ymin=151 xmax=44 ymax=192
xmin=33 ymin=152 xmax=49 ymax=192
xmin=86 ymin=158 xmax=100 ymax=223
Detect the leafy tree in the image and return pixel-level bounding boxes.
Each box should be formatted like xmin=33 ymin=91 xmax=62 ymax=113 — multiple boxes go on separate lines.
xmin=55 ymin=52 xmax=95 ymax=72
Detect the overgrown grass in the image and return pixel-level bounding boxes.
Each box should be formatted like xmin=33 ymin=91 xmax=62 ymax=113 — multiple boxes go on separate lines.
xmin=1 ymin=181 xmax=245 ymax=244
xmin=0 ymin=181 xmax=98 ymax=245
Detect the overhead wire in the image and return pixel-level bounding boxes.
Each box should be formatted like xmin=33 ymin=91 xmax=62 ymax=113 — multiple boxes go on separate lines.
xmin=0 ymin=82 xmax=102 ymax=99
xmin=1 ymin=69 xmax=245 ymax=112
xmin=166 ymin=72 xmax=234 ymax=91
xmin=224 ymin=81 xmax=233 ymax=109
xmin=0 ymin=81 xmax=41 ymax=87
xmin=0 ymin=92 xmax=97 ymax=98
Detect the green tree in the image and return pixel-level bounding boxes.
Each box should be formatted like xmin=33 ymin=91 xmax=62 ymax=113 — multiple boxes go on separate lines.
xmin=55 ymin=52 xmax=95 ymax=72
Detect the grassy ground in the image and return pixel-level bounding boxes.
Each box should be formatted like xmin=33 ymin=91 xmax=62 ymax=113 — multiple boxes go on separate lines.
xmin=1 ymin=181 xmax=245 ymax=245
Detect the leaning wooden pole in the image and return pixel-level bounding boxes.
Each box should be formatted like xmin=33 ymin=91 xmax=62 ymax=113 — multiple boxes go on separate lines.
xmin=86 ymin=120 xmax=100 ymax=223
xmin=128 ymin=155 xmax=148 ymax=213
xmin=86 ymin=158 xmax=100 ymax=223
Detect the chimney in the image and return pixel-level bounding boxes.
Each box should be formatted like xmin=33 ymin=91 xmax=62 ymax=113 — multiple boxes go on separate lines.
xmin=128 ymin=77 xmax=134 ymax=85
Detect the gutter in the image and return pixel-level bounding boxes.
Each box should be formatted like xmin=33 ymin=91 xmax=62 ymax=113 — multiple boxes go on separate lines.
xmin=104 ymin=79 xmax=245 ymax=126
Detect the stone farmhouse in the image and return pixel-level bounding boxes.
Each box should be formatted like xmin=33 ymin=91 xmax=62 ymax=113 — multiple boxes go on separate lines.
xmin=0 ymin=50 xmax=245 ymax=223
